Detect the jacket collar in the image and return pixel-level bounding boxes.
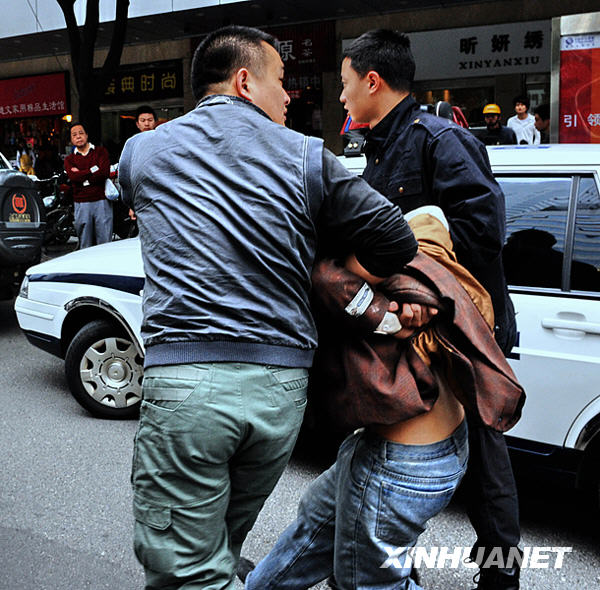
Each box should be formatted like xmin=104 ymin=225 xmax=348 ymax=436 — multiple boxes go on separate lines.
xmin=365 ymin=95 xmax=420 ymax=156
xmin=196 ymin=94 xmax=272 ymax=121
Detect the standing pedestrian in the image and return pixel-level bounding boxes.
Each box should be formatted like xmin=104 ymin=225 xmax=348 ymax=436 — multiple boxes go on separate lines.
xmin=119 ymin=25 xmax=424 ymax=590
xmin=18 ymin=152 xmax=36 ymax=176
xmin=134 ymin=105 xmax=157 ymax=133
xmin=480 ymin=104 xmax=517 ymax=145
xmin=533 ymin=103 xmax=550 ymax=144
xmin=64 ymin=122 xmax=112 ymax=249
xmin=507 ymin=96 xmax=540 ymax=145
xmin=124 ymin=106 xmax=158 ymax=223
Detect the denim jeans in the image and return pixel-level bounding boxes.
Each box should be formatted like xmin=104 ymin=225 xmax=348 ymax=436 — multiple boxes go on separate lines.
xmin=246 ymin=420 xmax=468 ymax=590
xmin=131 ymin=362 xmax=308 ymax=590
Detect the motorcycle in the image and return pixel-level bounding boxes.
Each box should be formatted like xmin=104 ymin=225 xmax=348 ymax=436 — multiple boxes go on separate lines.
xmin=37 ymin=173 xmax=75 ymax=246
xmin=37 ymin=167 xmax=138 ymax=247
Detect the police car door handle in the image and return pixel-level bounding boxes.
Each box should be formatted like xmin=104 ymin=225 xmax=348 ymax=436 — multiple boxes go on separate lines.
xmin=541 ymin=317 xmax=600 ymax=335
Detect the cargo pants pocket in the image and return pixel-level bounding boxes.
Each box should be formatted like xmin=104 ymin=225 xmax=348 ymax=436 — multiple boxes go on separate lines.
xmin=133 ymin=497 xmax=173 ymax=573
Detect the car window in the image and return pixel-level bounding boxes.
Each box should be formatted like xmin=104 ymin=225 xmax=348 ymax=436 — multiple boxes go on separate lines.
xmin=571 ymin=177 xmax=600 ymax=293
xmin=499 ymin=176 xmax=571 ymax=290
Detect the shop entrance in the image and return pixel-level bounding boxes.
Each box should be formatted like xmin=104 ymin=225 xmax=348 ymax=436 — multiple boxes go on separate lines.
xmin=100 ymin=99 xmax=184 ymax=162
xmin=412 ymin=79 xmax=495 ymax=126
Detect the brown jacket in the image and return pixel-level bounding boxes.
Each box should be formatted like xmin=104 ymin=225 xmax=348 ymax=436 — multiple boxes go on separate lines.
xmin=311 ymin=213 xmax=525 ymax=432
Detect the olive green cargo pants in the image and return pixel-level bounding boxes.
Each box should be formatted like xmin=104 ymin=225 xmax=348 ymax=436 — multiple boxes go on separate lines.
xmin=131 ymin=362 xmax=308 ymax=590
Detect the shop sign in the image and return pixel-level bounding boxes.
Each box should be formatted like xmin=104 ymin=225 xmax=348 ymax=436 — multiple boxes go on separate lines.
xmin=268 ymin=21 xmax=335 ymax=74
xmin=100 ymin=60 xmax=183 ymax=104
xmin=343 ymin=20 xmax=550 ymax=80
xmin=191 ymin=22 xmax=334 ymax=97
xmin=559 ymin=33 xmax=600 ymax=143
xmin=257 ymin=22 xmax=336 ymax=96
xmin=0 ymin=73 xmax=67 ymax=120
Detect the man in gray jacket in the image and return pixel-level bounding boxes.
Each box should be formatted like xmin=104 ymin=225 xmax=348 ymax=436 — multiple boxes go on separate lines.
xmin=120 ymin=25 xmax=427 ymax=590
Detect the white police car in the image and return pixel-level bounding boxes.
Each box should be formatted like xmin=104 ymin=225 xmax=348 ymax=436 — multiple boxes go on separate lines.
xmin=14 ymin=144 xmax=600 ymax=497
xmin=15 ymin=238 xmax=145 ymax=419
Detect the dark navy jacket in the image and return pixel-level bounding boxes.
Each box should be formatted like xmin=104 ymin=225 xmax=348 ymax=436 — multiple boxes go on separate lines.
xmin=479 ymin=125 xmax=517 ymax=146
xmin=362 ymin=96 xmax=516 ymax=353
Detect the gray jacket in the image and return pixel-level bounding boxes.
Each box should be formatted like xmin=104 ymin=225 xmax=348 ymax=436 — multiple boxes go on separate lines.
xmin=119 ymin=95 xmax=417 ymax=369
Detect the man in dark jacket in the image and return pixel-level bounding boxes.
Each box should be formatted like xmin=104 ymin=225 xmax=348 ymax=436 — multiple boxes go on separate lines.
xmin=338 ymin=30 xmax=521 ymax=590
xmin=480 ymin=104 xmax=517 ymax=146
xmin=119 ymin=25 xmax=428 ymax=590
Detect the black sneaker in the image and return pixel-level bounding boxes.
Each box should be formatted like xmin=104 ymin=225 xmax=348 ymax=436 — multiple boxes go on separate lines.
xmin=237 ymin=557 xmax=256 ymax=584
xmin=472 ymin=566 xmax=520 ymax=590
xmin=409 ymin=565 xmax=421 ymax=585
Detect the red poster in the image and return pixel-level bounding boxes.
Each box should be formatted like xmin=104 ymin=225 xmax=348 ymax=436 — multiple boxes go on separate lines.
xmin=560 ymin=39 xmax=600 ymax=143
xmin=0 ymin=72 xmax=68 ymax=120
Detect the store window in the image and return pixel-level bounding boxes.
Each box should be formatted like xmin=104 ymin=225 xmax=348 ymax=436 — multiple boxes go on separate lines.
xmin=267 ymin=22 xmax=334 ymax=138
xmin=100 ymin=102 xmax=184 ymax=161
xmin=98 ymin=60 xmax=184 ymax=159
xmin=524 ymin=73 xmax=550 ymax=112
xmin=412 ymin=80 xmax=494 ymax=126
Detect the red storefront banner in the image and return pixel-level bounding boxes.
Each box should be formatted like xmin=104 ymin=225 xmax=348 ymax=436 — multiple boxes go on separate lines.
xmin=0 ymin=72 xmax=68 ymax=120
xmin=559 ymin=35 xmax=600 ymax=143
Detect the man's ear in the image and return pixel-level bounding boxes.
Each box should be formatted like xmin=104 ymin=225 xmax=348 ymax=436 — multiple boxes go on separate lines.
xmin=235 ymin=68 xmax=253 ymax=101
xmin=366 ymin=71 xmax=382 ymax=95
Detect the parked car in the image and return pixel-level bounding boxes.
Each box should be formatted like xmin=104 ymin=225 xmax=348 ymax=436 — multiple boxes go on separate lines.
xmin=0 ymin=150 xmax=46 ymax=299
xmin=15 ymin=238 xmax=144 ymax=418
xmin=13 ymin=144 xmax=600 ymax=498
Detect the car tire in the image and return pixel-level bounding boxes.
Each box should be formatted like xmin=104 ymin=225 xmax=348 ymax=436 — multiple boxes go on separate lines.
xmin=65 ymin=319 xmax=143 ymax=419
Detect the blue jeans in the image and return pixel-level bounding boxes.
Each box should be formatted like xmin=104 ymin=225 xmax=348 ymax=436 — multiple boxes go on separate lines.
xmin=246 ymin=420 xmax=468 ymax=590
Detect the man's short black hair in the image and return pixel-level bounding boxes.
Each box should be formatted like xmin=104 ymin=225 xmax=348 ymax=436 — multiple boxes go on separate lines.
xmin=513 ymin=95 xmax=530 ymax=109
xmin=342 ymin=29 xmax=415 ymax=93
xmin=70 ymin=121 xmax=86 ymax=133
xmin=534 ymin=103 xmax=550 ymax=121
xmin=191 ymin=25 xmax=277 ymax=100
xmin=135 ymin=105 xmax=156 ymax=121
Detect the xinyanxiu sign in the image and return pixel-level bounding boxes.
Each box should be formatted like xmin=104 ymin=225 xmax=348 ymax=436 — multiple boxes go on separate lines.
xmin=343 ymin=20 xmax=551 ymax=80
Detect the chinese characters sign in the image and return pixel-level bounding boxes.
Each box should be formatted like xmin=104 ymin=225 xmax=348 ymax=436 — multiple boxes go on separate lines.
xmin=559 ymin=34 xmax=600 ymax=143
xmin=0 ymin=72 xmax=68 ymax=119
xmin=344 ymin=20 xmax=551 ymax=80
xmin=267 ymin=21 xmax=335 ymax=97
xmin=100 ymin=60 xmax=182 ymax=104
xmin=270 ymin=21 xmax=335 ymax=74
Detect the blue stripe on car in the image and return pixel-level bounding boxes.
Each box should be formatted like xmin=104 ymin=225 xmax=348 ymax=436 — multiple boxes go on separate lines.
xmin=29 ymin=273 xmax=144 ymax=295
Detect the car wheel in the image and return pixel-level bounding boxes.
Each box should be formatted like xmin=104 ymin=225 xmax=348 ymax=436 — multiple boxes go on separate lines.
xmin=65 ymin=319 xmax=143 ymax=419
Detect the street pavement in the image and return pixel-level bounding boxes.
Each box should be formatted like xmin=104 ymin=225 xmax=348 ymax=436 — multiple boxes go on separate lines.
xmin=1 ymin=291 xmax=599 ymax=589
